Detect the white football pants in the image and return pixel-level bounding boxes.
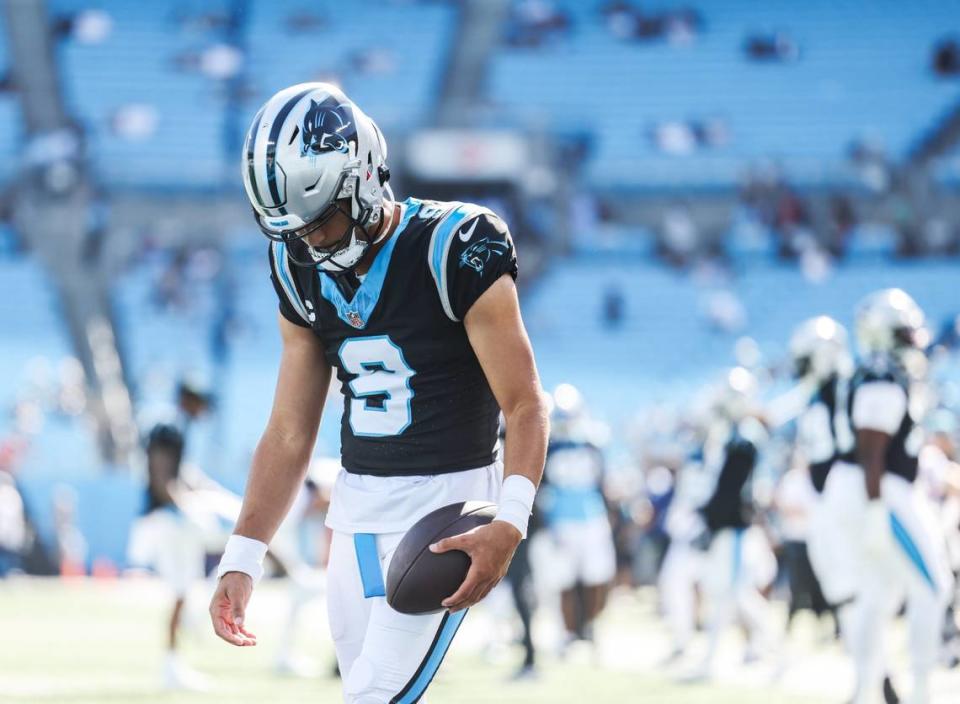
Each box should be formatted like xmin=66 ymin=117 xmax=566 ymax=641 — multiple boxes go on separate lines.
xmin=326 ymin=530 xmax=467 ymax=704
xmin=848 ymin=473 xmax=953 ymax=704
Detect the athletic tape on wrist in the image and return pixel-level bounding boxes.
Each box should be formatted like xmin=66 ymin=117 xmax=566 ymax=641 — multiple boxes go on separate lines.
xmin=216 ymin=534 xmax=268 ymax=584
xmin=494 ymin=474 xmax=537 ymax=539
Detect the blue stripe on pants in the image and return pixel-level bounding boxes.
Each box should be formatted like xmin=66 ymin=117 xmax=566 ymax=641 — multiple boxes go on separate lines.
xmin=732 ymin=528 xmax=744 ymax=587
xmin=889 ymin=512 xmax=936 ymax=592
xmin=354 ymin=533 xmax=386 ymax=598
xmin=392 ymin=609 xmax=468 ymax=704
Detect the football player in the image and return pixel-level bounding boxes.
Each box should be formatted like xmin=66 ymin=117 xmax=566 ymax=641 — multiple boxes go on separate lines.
xmin=786 ymin=317 xmax=858 ymax=643
xmin=128 ymin=424 xmax=210 ymax=691
xmin=691 ymin=367 xmax=775 ymax=679
xmin=208 ymin=83 xmax=548 ymax=704
xmin=536 ymin=384 xmax=616 ymax=653
xmin=846 ymin=290 xmax=954 ymax=704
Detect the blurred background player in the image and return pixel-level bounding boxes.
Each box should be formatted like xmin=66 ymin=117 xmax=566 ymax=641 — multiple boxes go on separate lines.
xmin=784 ymin=317 xmax=855 ymax=647
xmin=127 ymin=424 xmax=209 ymax=691
xmin=848 ymin=289 xmax=955 ymax=704
xmin=0 ymin=467 xmax=26 ymax=577
xmin=536 ymin=384 xmax=616 ymax=656
xmin=657 ymin=410 xmax=712 ymax=663
xmin=691 ymin=367 xmax=775 ymax=679
xmin=269 ymin=457 xmax=335 ymax=678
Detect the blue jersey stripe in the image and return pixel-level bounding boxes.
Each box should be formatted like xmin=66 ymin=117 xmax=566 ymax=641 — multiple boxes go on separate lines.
xmin=429 ymin=206 xmax=472 ymax=321
xmin=318 ymin=199 xmax=420 ymax=328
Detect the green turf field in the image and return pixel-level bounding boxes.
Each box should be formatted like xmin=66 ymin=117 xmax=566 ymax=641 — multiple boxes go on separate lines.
xmin=1 ymin=577 xmax=952 ymax=703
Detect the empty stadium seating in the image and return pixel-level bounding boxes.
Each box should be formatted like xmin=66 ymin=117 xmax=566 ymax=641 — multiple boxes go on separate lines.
xmin=490 ymin=0 xmax=960 ymax=186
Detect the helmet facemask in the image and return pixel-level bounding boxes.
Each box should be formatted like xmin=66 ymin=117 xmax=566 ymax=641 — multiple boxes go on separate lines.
xmin=243 ymin=83 xmax=391 ymax=274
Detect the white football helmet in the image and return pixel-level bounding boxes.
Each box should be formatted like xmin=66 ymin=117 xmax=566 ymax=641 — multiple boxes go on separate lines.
xmin=711 ymin=366 xmax=759 ymax=423
xmin=549 ymin=383 xmax=586 ymax=441
xmin=854 ymin=288 xmax=929 ymax=359
xmin=788 ymin=316 xmax=852 ymax=382
xmin=241 ymin=82 xmax=391 ymax=272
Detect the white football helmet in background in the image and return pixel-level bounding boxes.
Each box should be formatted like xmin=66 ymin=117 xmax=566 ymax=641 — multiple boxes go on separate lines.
xmin=242 ymin=82 xmax=391 ymax=272
xmin=854 ymin=288 xmax=929 ymax=375
xmin=788 ymin=315 xmax=852 ymax=382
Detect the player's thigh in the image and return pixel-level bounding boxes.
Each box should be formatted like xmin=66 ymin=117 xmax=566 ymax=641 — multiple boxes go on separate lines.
xmin=579 ymin=518 xmax=616 ymax=586
xmin=544 ymin=525 xmax=579 ymax=591
xmin=883 ymin=476 xmax=954 ymax=603
xmin=702 ymin=529 xmax=736 ymax=598
xmin=326 ymin=530 xmax=374 ymax=672
xmin=344 ymin=531 xmax=467 ymax=703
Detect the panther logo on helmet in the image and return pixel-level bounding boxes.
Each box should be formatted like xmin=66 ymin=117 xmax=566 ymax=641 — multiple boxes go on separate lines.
xmin=300 ymin=99 xmax=356 ymax=157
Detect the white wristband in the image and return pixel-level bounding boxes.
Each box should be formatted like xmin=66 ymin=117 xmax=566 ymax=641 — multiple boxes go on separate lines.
xmin=494 ymin=474 xmax=538 ymax=539
xmin=217 ymin=534 xmax=268 ymax=585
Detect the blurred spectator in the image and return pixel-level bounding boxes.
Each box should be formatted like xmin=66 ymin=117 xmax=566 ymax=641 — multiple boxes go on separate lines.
xmin=73 ymin=10 xmax=113 ymax=44
xmin=692 ymin=117 xmax=731 ymax=149
xmin=173 ymin=10 xmax=231 ymax=33
xmin=346 ymin=49 xmax=397 ymax=77
xmin=922 ymin=215 xmax=958 ymax=255
xmin=601 ymin=3 xmax=702 ymax=43
xmin=111 ymin=104 xmax=160 ymax=142
xmin=825 ymin=194 xmax=856 ymax=258
xmin=652 ymin=121 xmax=697 ymax=156
xmin=602 ymin=283 xmax=625 ymax=330
xmin=703 ymin=289 xmax=747 ymax=334
xmin=932 ymin=37 xmax=960 ymax=77
xmin=53 ymin=484 xmax=87 ymax=576
xmin=504 ymin=0 xmax=571 ymax=48
xmin=659 ymin=204 xmax=699 ymax=266
xmin=285 ymin=10 xmax=329 ymax=34
xmin=773 ymin=187 xmax=811 ymax=259
xmin=199 ymin=44 xmax=244 ymax=80
xmin=652 ymin=117 xmax=730 ymax=155
xmin=744 ymin=31 xmax=800 ymax=62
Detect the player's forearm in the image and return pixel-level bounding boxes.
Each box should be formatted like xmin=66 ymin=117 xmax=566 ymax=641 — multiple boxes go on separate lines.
xmin=232 ymin=427 xmax=315 ymax=544
xmin=502 ymin=394 xmax=549 ymax=487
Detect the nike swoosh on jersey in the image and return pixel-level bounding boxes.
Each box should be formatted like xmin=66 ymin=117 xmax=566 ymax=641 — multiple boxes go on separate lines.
xmin=458 ymin=219 xmax=479 ymax=242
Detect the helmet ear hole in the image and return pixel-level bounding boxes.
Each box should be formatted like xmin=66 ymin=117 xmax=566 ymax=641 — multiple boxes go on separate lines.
xmin=378 ymin=165 xmax=390 ymax=185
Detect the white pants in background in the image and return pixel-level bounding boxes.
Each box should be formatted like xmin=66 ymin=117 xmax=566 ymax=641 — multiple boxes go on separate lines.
xmin=550 ymin=515 xmax=617 ymax=590
xmin=699 ymin=525 xmax=775 ymax=671
xmin=807 ymin=462 xmax=865 ymax=655
xmin=658 ymin=539 xmax=703 ymax=653
xmin=848 ymin=473 xmax=954 ymax=704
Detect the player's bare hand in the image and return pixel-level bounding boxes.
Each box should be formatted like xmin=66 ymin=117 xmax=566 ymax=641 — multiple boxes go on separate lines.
xmin=209 ymin=572 xmax=258 ymax=647
xmin=430 ymin=520 xmax=522 ymax=612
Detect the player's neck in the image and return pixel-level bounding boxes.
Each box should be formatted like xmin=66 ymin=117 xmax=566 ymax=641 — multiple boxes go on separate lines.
xmin=355 ymin=201 xmax=400 ymax=276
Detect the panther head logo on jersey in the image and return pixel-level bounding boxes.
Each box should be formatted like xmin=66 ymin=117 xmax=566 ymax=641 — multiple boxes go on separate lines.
xmin=459 ymin=238 xmax=510 ymax=274
xmin=300 ymin=99 xmax=356 ymax=157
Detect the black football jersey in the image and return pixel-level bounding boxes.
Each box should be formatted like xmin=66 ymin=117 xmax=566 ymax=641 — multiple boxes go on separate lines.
xmin=700 ymin=425 xmax=759 ymax=532
xmin=267 ymin=198 xmax=518 ymax=476
xmin=797 ymin=375 xmax=855 ymax=493
xmin=847 ymin=359 xmax=922 ymax=483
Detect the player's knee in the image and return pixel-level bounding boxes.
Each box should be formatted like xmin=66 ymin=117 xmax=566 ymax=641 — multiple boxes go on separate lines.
xmin=343 ymin=655 xmax=382 ymax=703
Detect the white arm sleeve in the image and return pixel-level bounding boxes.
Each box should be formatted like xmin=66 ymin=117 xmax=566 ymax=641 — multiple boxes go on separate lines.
xmin=851 ymin=381 xmax=907 ymax=435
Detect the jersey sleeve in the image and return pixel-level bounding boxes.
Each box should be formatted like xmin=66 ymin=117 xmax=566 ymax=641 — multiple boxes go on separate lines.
xmin=852 ymin=380 xmax=907 ymax=434
xmin=267 ymin=241 xmax=313 ymax=328
xmin=427 ymin=205 xmax=518 ymax=322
